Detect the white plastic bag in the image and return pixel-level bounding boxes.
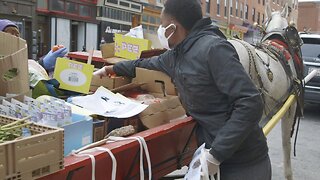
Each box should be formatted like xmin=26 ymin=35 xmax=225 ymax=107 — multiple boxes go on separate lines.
xmin=184 ymin=143 xmax=208 ymax=180
xmin=184 ymin=143 xmax=219 ymax=180
xmin=125 ymin=25 xmax=144 ymax=39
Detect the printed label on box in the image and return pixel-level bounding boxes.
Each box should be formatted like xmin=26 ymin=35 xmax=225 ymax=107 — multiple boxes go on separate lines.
xmin=114 ymin=33 xmax=151 ymax=60
xmin=54 ymin=58 xmax=94 ymax=94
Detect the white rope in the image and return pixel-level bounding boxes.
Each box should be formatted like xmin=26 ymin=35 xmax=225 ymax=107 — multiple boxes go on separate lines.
xmin=72 ymin=146 xmax=117 ymax=180
xmin=95 ymin=147 xmax=117 ymax=180
xmin=137 ymin=136 xmax=152 ymax=180
xmin=72 ymin=135 xmax=152 ymax=180
xmin=107 ymin=136 xmax=152 ymax=180
xmin=71 ymin=152 xmax=96 ymax=180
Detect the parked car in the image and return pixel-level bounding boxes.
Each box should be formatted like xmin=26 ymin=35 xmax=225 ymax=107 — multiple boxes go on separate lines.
xmin=300 ymin=33 xmax=320 ymax=104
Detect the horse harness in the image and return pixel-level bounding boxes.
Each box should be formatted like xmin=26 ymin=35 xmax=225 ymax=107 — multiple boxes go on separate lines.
xmin=232 ymin=26 xmax=304 ymax=126
xmin=259 ymin=27 xmax=304 ymax=117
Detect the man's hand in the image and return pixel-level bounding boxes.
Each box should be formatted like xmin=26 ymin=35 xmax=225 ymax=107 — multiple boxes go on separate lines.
xmin=43 ymin=47 xmax=67 ymax=71
xmin=93 ymin=65 xmax=115 ymax=78
xmin=200 ymin=148 xmax=220 ymax=176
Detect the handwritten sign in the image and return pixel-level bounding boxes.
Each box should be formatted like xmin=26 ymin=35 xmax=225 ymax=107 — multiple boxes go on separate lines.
xmin=114 ymin=33 xmax=151 ymax=60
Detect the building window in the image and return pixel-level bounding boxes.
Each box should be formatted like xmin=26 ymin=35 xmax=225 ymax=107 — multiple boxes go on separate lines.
xmin=240 ymin=3 xmax=243 ymax=18
xmin=224 ymin=0 xmax=227 ymax=17
xmin=217 ymin=0 xmax=220 ymax=15
xmin=263 ymin=0 xmax=265 ymax=5
xmin=103 ymin=7 xmax=132 ymax=22
xmin=236 ymin=0 xmax=238 ymax=17
xmin=37 ymin=0 xmax=48 ymax=9
xmin=66 ymin=2 xmax=78 ymax=15
xmin=245 ymin=4 xmax=248 ymax=19
xmin=119 ymin=1 xmax=129 ymax=7
xmin=258 ymin=12 xmax=260 ymax=24
xmin=230 ymin=0 xmax=233 ymax=15
xmin=206 ymin=0 xmax=211 ymax=14
xmin=107 ymin=0 xmax=118 ymax=4
xmin=277 ymin=0 xmax=279 ymax=4
xmin=142 ymin=14 xmax=148 ymax=22
xmin=149 ymin=26 xmax=155 ymax=32
xmin=79 ymin=5 xmax=90 ymax=17
xmin=252 ymin=8 xmax=255 ymax=21
xmin=262 ymin=14 xmax=265 ymax=23
xmin=51 ymin=0 xmax=64 ymax=12
xmin=131 ymin=4 xmax=141 ymax=10
xmin=258 ymin=0 xmax=261 ymax=4
xmin=150 ymin=16 xmax=156 ymax=24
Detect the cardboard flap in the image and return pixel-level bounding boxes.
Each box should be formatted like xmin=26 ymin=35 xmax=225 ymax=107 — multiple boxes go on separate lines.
xmin=111 ymin=82 xmax=146 ymax=92
xmin=105 ymin=57 xmax=130 ymax=64
xmin=134 ymin=68 xmax=176 ymax=95
xmin=139 ymin=96 xmax=182 ymax=116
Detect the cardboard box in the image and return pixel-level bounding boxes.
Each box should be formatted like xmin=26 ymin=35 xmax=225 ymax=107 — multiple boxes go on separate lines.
xmin=0 ymin=32 xmax=29 ymax=96
xmin=114 ymin=68 xmax=186 ymax=129
xmin=90 ymin=75 xmax=131 ymax=92
xmin=139 ymin=94 xmax=185 ymax=128
xmin=0 ymin=115 xmax=64 ymax=179
xmin=134 ymin=68 xmax=177 ymax=96
xmin=114 ymin=33 xmax=151 ymax=60
xmin=53 ymin=58 xmax=94 ymax=94
xmin=106 ymin=115 xmax=143 ymax=134
xmin=92 ymin=119 xmax=106 ymax=142
xmin=63 ymin=114 xmax=93 ymax=156
xmin=100 ymin=43 xmax=115 ymax=59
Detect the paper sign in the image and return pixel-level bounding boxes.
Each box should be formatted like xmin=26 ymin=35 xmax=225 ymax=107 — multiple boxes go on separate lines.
xmin=69 ymin=86 xmax=148 ymax=118
xmin=53 ymin=58 xmax=94 ymax=94
xmin=114 ymin=33 xmax=151 ymax=60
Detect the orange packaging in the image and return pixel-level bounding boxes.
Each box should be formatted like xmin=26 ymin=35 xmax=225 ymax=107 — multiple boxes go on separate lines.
xmin=52 ymin=45 xmax=64 ymax=52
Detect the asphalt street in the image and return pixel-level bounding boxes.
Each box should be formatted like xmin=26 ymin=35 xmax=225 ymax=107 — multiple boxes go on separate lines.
xmin=268 ymin=103 xmax=320 ymax=180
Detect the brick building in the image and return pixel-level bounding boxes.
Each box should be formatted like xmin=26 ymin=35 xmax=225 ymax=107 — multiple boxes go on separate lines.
xmin=297 ymin=0 xmax=320 ymax=34
xmin=0 ymin=0 xmax=37 ymax=59
xmin=201 ymin=0 xmax=298 ymax=43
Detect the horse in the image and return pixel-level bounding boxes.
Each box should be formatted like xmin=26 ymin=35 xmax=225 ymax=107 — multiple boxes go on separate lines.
xmin=228 ymin=2 xmax=303 ymax=180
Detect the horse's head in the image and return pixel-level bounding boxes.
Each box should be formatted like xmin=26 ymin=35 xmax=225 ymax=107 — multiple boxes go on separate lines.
xmin=264 ymin=1 xmax=289 ymax=34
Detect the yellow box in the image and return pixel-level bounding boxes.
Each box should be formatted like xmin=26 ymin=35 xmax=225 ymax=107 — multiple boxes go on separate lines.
xmin=114 ymin=33 xmax=151 ymax=60
xmin=53 ymin=58 xmax=94 ymax=94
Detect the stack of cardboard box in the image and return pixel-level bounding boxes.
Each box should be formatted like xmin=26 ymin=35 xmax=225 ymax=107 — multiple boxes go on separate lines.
xmin=0 ymin=32 xmax=29 ymax=97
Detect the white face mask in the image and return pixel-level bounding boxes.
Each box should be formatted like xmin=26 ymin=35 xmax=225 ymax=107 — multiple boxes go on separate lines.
xmin=157 ymin=24 xmax=176 ymax=50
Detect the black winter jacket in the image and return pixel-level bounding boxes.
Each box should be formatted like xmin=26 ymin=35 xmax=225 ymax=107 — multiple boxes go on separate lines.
xmin=113 ymin=17 xmax=268 ymax=165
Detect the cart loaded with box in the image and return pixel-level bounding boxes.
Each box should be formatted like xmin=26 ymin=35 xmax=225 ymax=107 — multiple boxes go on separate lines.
xmin=0 ymin=31 xmax=198 ymax=179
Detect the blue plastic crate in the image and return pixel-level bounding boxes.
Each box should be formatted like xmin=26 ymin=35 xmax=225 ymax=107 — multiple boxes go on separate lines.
xmin=63 ymin=114 xmax=93 ymax=156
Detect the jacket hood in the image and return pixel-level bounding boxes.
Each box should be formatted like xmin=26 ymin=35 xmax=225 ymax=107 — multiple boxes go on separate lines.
xmin=176 ymin=17 xmax=226 ymax=53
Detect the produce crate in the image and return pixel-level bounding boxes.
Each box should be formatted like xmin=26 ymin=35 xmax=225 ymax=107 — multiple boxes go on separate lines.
xmin=0 ymin=115 xmax=64 ymax=180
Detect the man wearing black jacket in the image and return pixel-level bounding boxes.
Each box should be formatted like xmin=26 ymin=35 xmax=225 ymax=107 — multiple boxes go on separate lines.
xmin=94 ymin=0 xmax=271 ymax=179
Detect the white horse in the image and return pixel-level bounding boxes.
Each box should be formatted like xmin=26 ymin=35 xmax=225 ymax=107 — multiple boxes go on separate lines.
xmin=229 ymin=2 xmax=303 ymax=180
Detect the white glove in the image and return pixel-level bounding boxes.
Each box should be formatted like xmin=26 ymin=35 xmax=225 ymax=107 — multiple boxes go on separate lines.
xmin=200 ymin=148 xmax=220 ymax=178
xmin=93 ymin=67 xmax=108 ymax=77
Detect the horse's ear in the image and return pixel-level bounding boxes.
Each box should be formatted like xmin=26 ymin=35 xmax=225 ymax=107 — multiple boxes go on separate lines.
xmin=265 ymin=0 xmax=272 ymax=19
xmin=281 ymin=3 xmax=289 ymax=18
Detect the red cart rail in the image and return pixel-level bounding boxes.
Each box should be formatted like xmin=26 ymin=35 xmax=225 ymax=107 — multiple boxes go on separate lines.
xmin=39 ymin=117 xmax=197 ymax=180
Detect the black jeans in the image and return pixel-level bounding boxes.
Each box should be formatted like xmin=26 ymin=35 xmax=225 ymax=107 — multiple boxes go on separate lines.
xmin=219 ymin=155 xmax=272 ymax=180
